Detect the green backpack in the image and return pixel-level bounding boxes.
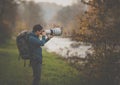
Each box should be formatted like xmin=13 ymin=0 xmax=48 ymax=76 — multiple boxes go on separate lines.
xmin=16 ymin=30 xmax=31 ymax=66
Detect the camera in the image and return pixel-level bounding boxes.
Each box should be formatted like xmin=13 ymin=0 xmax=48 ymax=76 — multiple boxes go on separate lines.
xmin=45 ymin=27 xmax=62 ymax=36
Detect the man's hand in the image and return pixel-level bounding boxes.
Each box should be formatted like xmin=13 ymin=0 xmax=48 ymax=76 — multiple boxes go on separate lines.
xmin=42 ymin=31 xmax=53 ymax=40
xmin=47 ymin=34 xmax=53 ymax=39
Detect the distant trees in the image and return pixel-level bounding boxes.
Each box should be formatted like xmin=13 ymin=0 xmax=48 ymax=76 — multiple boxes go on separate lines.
xmin=0 ymin=0 xmax=45 ymax=44
xmin=55 ymin=2 xmax=86 ymax=36
xmin=18 ymin=1 xmax=45 ymax=28
xmin=71 ymin=0 xmax=120 ymax=85
xmin=0 ymin=0 xmax=17 ymax=44
xmin=15 ymin=1 xmax=45 ymax=35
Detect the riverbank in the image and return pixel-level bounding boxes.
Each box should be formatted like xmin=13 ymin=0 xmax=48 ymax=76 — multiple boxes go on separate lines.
xmin=0 ymin=40 xmax=85 ymax=85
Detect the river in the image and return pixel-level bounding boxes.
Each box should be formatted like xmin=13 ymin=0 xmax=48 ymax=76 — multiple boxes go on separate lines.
xmin=44 ymin=37 xmax=92 ymax=58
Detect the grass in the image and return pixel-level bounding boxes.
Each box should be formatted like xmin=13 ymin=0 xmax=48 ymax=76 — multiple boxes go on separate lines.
xmin=0 ymin=40 xmax=84 ymax=85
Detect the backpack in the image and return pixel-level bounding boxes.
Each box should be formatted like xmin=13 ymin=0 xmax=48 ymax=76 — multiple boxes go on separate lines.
xmin=16 ymin=30 xmax=31 ymax=66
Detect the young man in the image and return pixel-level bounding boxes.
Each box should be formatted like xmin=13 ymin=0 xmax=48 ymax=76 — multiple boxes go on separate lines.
xmin=28 ymin=24 xmax=52 ymax=85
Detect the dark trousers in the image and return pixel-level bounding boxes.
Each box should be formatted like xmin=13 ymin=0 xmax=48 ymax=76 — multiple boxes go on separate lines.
xmin=31 ymin=60 xmax=42 ymax=85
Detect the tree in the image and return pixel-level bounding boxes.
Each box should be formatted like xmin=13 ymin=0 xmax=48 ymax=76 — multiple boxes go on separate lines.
xmin=71 ymin=0 xmax=120 ymax=85
xmin=0 ymin=0 xmax=17 ymax=44
xmin=18 ymin=1 xmax=45 ymax=28
xmin=55 ymin=2 xmax=86 ymax=36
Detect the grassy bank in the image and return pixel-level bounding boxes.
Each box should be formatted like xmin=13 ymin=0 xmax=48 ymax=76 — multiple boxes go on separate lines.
xmin=0 ymin=41 xmax=84 ymax=85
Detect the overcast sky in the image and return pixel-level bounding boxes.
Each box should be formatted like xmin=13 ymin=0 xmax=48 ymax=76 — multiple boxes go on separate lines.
xmin=28 ymin=0 xmax=77 ymax=6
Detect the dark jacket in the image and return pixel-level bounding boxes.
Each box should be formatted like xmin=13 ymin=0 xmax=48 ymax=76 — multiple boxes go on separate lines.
xmin=28 ymin=32 xmax=48 ymax=64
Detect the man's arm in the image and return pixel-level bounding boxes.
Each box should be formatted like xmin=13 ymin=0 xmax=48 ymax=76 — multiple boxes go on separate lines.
xmin=42 ymin=31 xmax=53 ymax=43
xmin=29 ymin=36 xmax=46 ymax=46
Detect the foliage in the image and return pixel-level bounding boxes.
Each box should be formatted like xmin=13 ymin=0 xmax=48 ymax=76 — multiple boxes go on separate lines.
xmin=0 ymin=0 xmax=17 ymax=44
xmin=55 ymin=2 xmax=86 ymax=36
xmin=71 ymin=0 xmax=120 ymax=85
xmin=17 ymin=1 xmax=45 ymax=28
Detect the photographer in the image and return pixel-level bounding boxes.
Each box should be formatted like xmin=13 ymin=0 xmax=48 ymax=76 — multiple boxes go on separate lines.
xmin=28 ymin=24 xmax=52 ymax=85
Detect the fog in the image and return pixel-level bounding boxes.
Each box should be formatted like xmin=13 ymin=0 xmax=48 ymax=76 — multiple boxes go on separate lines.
xmin=38 ymin=0 xmax=87 ymax=25
xmin=39 ymin=2 xmax=63 ymax=24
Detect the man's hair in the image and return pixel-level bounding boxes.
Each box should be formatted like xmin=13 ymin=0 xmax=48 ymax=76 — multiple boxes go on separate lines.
xmin=32 ymin=24 xmax=43 ymax=32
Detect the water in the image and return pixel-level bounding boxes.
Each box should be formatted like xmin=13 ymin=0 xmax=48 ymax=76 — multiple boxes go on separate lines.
xmin=44 ymin=37 xmax=92 ymax=58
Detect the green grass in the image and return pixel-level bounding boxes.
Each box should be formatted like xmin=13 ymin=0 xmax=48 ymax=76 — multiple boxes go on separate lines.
xmin=0 ymin=40 xmax=84 ymax=85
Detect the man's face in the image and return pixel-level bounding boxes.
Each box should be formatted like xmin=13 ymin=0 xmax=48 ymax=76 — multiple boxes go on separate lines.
xmin=36 ymin=29 xmax=43 ymax=36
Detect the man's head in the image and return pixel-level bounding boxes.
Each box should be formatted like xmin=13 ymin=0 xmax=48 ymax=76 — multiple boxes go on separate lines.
xmin=32 ymin=24 xmax=43 ymax=36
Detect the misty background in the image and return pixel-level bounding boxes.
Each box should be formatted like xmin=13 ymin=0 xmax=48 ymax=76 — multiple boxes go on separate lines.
xmin=0 ymin=0 xmax=120 ymax=85
xmin=16 ymin=0 xmax=87 ymax=34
